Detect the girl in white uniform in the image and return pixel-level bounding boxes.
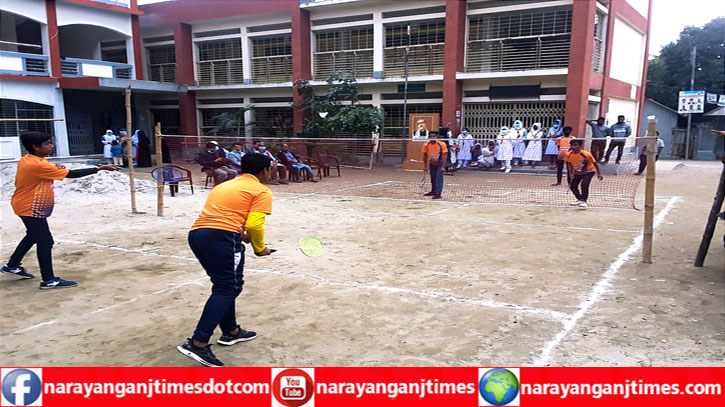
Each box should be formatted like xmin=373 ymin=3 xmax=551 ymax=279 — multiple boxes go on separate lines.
xmin=545 ymin=119 xmax=563 ymax=169
xmin=522 ymin=123 xmax=543 ymax=166
xmin=101 ymin=130 xmax=116 ymax=164
xmin=511 ymin=120 xmax=527 ymax=166
xmin=496 ymin=126 xmax=514 ymax=173
xmin=456 ymin=128 xmax=474 ymax=168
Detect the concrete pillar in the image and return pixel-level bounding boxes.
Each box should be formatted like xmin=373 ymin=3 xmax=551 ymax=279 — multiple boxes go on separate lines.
xmin=45 ymin=0 xmax=61 ymax=78
xmin=442 ymin=0 xmax=467 ymax=134
xmin=372 ymin=11 xmax=384 ymax=79
xmin=564 ymin=0 xmax=597 ymax=138
xmin=291 ymin=6 xmax=312 ymax=134
xmin=174 ymin=23 xmax=198 ymax=135
xmin=131 ymin=15 xmax=144 ymax=80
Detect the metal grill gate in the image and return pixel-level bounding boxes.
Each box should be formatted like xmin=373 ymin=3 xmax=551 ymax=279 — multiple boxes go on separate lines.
xmin=463 ymin=102 xmax=566 ymax=138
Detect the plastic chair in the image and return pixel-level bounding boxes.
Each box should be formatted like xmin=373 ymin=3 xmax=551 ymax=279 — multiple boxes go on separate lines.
xmin=166 ymin=164 xmax=194 ymax=197
xmin=315 ymin=153 xmax=341 ymax=177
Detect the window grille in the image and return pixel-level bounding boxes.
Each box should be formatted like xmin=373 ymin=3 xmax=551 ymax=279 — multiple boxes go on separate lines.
xmin=252 ymin=107 xmax=293 ymax=137
xmin=148 ymin=45 xmax=176 ymax=83
xmin=384 ymin=21 xmax=445 ymax=77
xmin=466 ymin=8 xmax=572 ymax=73
xmin=196 ymin=39 xmax=244 ymax=85
xmin=462 ymin=102 xmax=565 ymax=138
xmin=314 ymin=26 xmax=374 ymax=79
xmin=0 ymin=99 xmax=55 ymax=155
xmin=251 ymin=35 xmax=293 ymax=84
xmin=592 ymin=11 xmax=606 ymax=73
xmin=200 ymin=108 xmax=245 ymax=136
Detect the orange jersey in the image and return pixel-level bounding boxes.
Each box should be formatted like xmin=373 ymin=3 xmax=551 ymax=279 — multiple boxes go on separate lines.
xmin=11 ymin=154 xmax=70 ymax=218
xmin=563 ymin=150 xmax=597 ymax=174
xmin=190 ymin=173 xmax=272 ymax=233
xmin=556 ymin=136 xmax=575 ymax=150
xmin=421 ymin=140 xmax=448 ymax=162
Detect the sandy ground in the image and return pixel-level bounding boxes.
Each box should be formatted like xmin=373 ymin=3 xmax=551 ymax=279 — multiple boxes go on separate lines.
xmin=0 ymin=160 xmax=722 ymax=367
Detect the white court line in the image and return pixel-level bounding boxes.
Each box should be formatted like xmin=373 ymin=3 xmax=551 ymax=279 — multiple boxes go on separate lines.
xmin=529 ymin=196 xmax=679 ymax=367
xmin=332 ymin=180 xmax=394 ymax=193
xmin=5 ymin=239 xmax=568 ymax=335
xmin=0 ymin=219 xmax=164 ymax=248
xmin=427 ymin=204 xmax=470 ymax=216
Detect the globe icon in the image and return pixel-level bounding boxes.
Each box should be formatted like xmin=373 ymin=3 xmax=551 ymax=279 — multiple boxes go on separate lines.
xmin=479 ymin=368 xmax=519 ymax=406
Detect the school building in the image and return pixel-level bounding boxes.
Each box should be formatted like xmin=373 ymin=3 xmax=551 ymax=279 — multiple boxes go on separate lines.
xmin=0 ymin=0 xmax=652 ymax=160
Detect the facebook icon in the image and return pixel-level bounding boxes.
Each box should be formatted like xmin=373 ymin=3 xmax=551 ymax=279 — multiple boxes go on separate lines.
xmin=1 ymin=369 xmax=42 ymax=406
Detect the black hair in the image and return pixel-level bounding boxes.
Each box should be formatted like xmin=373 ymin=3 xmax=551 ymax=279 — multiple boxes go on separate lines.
xmin=232 ymin=142 xmax=242 ymax=147
xmin=205 ymin=142 xmax=216 ymax=148
xmin=429 ymin=131 xmax=439 ymax=135
xmin=241 ymin=152 xmax=272 ymax=175
xmin=20 ymin=131 xmax=52 ymax=153
xmin=488 ymin=140 xmax=495 ymax=146
xmin=597 ymin=117 xmax=605 ymax=121
xmin=618 ymin=115 xmax=625 ymax=118
xmin=570 ymin=139 xmax=584 ymax=146
xmin=112 ymin=140 xmax=118 ymax=145
xmin=563 ymin=126 xmax=573 ymax=134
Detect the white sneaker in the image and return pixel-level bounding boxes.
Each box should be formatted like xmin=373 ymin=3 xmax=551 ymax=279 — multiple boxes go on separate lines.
xmin=505 ymin=168 xmax=511 ymax=173
xmin=500 ymin=166 xmax=505 ymax=171
xmin=570 ymin=201 xmax=581 ymax=206
xmin=578 ymin=202 xmax=589 ymax=208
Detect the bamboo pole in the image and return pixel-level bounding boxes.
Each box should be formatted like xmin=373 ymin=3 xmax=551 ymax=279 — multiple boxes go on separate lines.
xmin=642 ymin=116 xmax=657 ymax=263
xmin=125 ymin=87 xmax=138 ymax=214
xmin=694 ymin=163 xmax=725 ymax=267
xmin=155 ymin=122 xmax=164 ymax=217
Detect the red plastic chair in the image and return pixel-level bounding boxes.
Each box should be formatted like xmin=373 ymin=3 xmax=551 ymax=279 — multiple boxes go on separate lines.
xmin=315 ymin=153 xmax=341 ymax=177
xmin=166 ymin=164 xmax=194 ymax=196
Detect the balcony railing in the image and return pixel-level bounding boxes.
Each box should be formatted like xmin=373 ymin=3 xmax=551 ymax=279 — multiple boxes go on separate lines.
xmin=314 ymin=49 xmax=373 ymax=80
xmin=0 ymin=51 xmax=49 ymax=76
xmin=384 ymin=44 xmax=445 ymax=77
xmin=61 ymin=57 xmax=133 ymax=79
xmin=592 ymin=38 xmax=604 ymax=73
xmin=251 ymin=55 xmax=293 ymax=84
xmin=466 ymin=35 xmax=570 ymax=73
xmin=148 ymin=62 xmax=176 ymax=83
xmin=196 ymin=58 xmax=243 ymax=86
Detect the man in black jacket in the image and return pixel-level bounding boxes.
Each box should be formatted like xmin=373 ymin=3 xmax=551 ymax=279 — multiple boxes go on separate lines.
xmin=198 ymin=142 xmax=236 ymax=185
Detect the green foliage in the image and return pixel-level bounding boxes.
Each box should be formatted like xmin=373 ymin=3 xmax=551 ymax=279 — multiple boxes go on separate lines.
xmin=646 ymin=17 xmax=725 ymax=109
xmin=207 ymin=106 xmax=255 ymax=136
xmin=293 ymin=74 xmax=383 ymax=138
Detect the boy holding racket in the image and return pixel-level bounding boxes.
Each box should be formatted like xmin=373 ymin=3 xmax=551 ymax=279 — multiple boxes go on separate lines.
xmin=177 ymin=152 xmax=273 ymax=367
xmin=559 ymin=139 xmax=603 ymax=208
xmin=2 ymin=132 xmax=118 ymax=288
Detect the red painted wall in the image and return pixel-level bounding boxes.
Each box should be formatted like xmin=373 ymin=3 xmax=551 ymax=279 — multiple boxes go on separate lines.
xmin=174 ymin=23 xmax=197 ymax=135
xmin=291 ymin=7 xmax=312 ymax=134
xmin=442 ymin=0 xmax=466 ymax=135
xmin=564 ymin=0 xmax=597 ymax=137
xmin=46 ymin=0 xmax=62 ymax=78
xmin=132 ymin=15 xmax=144 ymax=80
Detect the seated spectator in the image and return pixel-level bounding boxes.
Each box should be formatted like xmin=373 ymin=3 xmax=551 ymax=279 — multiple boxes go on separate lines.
xmin=198 ymin=142 xmax=237 ymax=186
xmin=277 ymin=143 xmax=317 ymax=183
xmin=226 ymin=142 xmax=245 ymax=173
xmin=254 ymin=141 xmax=287 ymax=184
xmin=477 ymin=141 xmax=498 ymax=169
xmin=470 ymin=143 xmax=483 ymax=164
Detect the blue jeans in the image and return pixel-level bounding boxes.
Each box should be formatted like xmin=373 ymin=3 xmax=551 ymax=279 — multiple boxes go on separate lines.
xmin=291 ymin=163 xmax=314 ymax=179
xmin=429 ymin=162 xmax=444 ymax=195
xmin=188 ymin=228 xmax=245 ymax=343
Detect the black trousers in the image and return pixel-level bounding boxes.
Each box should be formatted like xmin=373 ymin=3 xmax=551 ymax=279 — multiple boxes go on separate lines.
xmin=555 ymin=159 xmax=571 ymax=185
xmin=605 ymin=141 xmax=625 ymax=163
xmin=188 ymin=228 xmax=245 ymax=343
xmin=590 ymin=140 xmax=606 ymax=162
xmin=570 ymin=172 xmax=595 ymax=202
xmin=638 ymin=154 xmax=660 ymax=173
xmin=7 ymin=216 xmax=55 ymax=281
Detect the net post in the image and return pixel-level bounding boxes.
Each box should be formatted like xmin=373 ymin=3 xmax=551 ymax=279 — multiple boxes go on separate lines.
xmin=642 ymin=116 xmax=657 ymax=263
xmin=125 ymin=87 xmax=138 ymax=214
xmin=155 ymin=122 xmax=164 ymax=217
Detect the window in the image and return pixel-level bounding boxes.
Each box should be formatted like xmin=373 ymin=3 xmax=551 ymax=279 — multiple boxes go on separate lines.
xmin=148 ymin=45 xmax=176 ymax=83
xmin=196 ymin=39 xmax=244 ymax=85
xmin=384 ymin=21 xmax=446 ymax=77
xmin=592 ymin=11 xmax=606 ymax=73
xmin=251 ymin=35 xmax=293 ymax=84
xmin=0 ymin=99 xmax=55 ymax=155
xmin=314 ymin=26 xmax=374 ymax=79
xmin=200 ymin=108 xmax=245 ymax=136
xmin=466 ymin=8 xmax=572 ymax=73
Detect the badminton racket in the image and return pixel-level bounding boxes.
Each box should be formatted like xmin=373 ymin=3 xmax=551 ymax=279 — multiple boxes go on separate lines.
xmin=150 ymin=166 xmax=185 ymax=183
xmin=299 ymin=237 xmax=324 ymax=257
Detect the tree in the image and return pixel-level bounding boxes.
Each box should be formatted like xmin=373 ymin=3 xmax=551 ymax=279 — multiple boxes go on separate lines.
xmin=293 ymin=74 xmax=383 ymax=138
xmin=207 ymin=106 xmax=254 ymax=136
xmin=646 ymin=17 xmax=725 ymax=109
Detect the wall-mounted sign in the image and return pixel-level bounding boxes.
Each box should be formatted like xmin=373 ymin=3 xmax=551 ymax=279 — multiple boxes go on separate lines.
xmin=678 ymin=90 xmax=705 ymax=114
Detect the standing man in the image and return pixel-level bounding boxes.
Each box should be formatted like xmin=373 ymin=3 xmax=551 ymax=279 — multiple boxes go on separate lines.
xmin=636 ymin=131 xmax=665 ymax=175
xmin=177 ymin=153 xmax=273 ymax=367
xmin=604 ymin=115 xmax=632 ymax=164
xmin=560 ymin=139 xmax=603 ymax=208
xmin=422 ymin=131 xmax=448 ymax=200
xmin=586 ymin=117 xmax=609 ymax=162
